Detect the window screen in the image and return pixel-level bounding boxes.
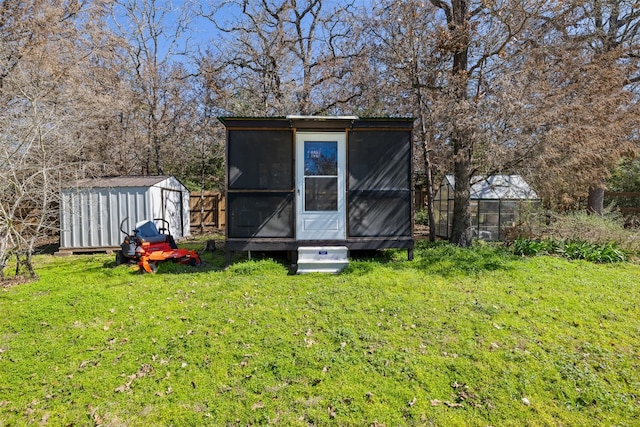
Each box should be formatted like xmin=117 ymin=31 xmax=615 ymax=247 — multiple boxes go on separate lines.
xmin=348 ymin=131 xmax=411 ymax=190
xmin=227 ymin=193 xmax=294 ymax=238
xmin=349 ymin=190 xmax=411 ymax=237
xmin=348 ymin=130 xmax=412 ymax=237
xmin=228 ymin=130 xmax=293 ymax=190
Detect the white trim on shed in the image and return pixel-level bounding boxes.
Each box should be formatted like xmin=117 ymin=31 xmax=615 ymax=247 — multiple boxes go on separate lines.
xmin=60 ymin=176 xmax=190 ymax=250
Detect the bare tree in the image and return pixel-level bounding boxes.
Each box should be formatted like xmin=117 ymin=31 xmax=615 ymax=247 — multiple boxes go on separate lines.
xmin=200 ymin=0 xmax=366 ymax=116
xmin=0 ymin=0 xmax=118 ymax=277
xmin=365 ymin=1 xmax=451 ymax=241
xmin=109 ymin=0 xmax=196 ymax=174
xmin=368 ymin=0 xmax=547 ymax=246
xmin=431 ymin=0 xmax=548 ymax=246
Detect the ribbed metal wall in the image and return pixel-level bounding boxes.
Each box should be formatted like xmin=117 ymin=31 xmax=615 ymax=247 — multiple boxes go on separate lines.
xmin=60 ymin=176 xmax=191 ymax=250
xmin=60 ymin=187 xmax=151 ymax=249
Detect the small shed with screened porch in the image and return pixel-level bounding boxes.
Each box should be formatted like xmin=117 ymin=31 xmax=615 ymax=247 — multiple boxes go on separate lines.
xmin=220 ymin=116 xmax=415 ymax=271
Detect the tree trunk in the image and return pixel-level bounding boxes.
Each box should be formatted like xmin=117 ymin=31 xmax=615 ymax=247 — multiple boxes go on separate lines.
xmin=424 ymin=161 xmax=437 ymax=242
xmin=154 ymin=134 xmax=164 ymax=175
xmin=448 ymin=0 xmax=473 ymax=247
xmin=415 ymin=83 xmax=437 ymax=242
xmin=450 ymin=140 xmax=474 ymax=246
xmin=0 ymin=230 xmax=9 ymax=277
xmin=587 ymin=183 xmax=605 ymax=215
xmin=200 ymin=167 xmax=206 ymax=235
xmin=419 ymin=137 xmax=437 ymax=242
xmin=25 ymin=250 xmax=37 ymax=279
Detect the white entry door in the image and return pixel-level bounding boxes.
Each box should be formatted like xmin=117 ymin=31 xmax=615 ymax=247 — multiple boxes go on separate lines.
xmin=296 ymin=132 xmax=346 ymax=240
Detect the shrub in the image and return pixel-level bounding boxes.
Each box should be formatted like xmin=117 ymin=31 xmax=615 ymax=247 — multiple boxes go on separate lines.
xmin=512 ymin=238 xmax=554 ymax=256
xmin=562 ymin=240 xmax=593 ymax=260
xmin=587 ymin=242 xmax=627 ymax=263
xmin=508 ymin=210 xmax=640 ymax=259
xmin=512 ymin=237 xmax=627 ymax=263
xmin=415 ymin=209 xmax=429 ymax=226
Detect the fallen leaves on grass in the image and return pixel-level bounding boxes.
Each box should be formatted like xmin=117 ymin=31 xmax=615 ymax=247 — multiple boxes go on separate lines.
xmin=88 ymin=405 xmax=103 ymax=425
xmin=444 ymin=401 xmax=464 ymax=408
xmin=114 ymin=364 xmax=153 ymax=393
xmin=114 ymin=383 xmax=130 ymax=394
xmin=328 ymin=405 xmax=336 ymax=418
xmin=449 ymin=381 xmax=482 ymax=408
xmin=430 ymin=399 xmax=464 ymax=408
xmin=0 ymin=276 xmax=30 ymax=288
xmin=39 ymin=411 xmax=49 ymax=425
xmin=155 ymin=387 xmax=172 ymax=397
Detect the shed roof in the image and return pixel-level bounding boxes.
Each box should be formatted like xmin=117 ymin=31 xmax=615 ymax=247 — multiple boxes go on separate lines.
xmin=218 ymin=116 xmax=414 ymax=130
xmin=444 ymin=174 xmax=539 ymax=200
xmin=68 ymin=176 xmax=183 ymax=189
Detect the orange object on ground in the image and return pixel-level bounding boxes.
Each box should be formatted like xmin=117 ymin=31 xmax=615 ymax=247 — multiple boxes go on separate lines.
xmin=116 ymin=218 xmax=201 ymax=273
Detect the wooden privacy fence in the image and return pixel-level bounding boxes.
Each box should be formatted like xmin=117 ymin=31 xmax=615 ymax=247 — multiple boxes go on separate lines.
xmin=604 ymin=192 xmax=640 ymax=216
xmin=414 ymin=186 xmax=427 ymax=211
xmin=190 ymin=192 xmax=225 ymax=233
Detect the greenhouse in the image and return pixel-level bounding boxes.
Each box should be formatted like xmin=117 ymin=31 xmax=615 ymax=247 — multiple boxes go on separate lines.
xmin=434 ymin=174 xmax=540 ymax=241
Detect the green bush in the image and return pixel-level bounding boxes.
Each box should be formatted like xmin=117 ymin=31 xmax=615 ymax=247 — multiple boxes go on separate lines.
xmin=508 ymin=210 xmax=639 ymax=260
xmin=414 ymin=209 xmax=429 ymax=226
xmin=562 ymin=240 xmax=593 ymax=260
xmin=587 ymin=242 xmax=627 ymax=263
xmin=512 ymin=238 xmax=560 ymax=256
xmin=512 ymin=237 xmax=627 ymax=263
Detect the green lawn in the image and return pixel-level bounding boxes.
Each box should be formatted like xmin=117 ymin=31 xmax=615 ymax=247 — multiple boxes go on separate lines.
xmin=1 ymin=242 xmax=639 ymax=426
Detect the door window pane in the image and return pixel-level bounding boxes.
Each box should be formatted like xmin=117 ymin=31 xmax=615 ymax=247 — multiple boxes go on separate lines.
xmin=305 ymin=177 xmax=337 ymax=211
xmin=305 ymin=142 xmax=337 ymax=176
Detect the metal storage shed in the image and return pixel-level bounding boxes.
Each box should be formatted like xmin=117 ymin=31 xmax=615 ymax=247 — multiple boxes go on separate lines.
xmin=59 ymin=176 xmax=190 ymax=252
xmin=434 ymin=174 xmax=540 ymax=241
xmin=220 ymin=115 xmax=415 ymax=270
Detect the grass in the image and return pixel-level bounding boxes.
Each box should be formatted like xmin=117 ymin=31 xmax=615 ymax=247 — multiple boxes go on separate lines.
xmin=1 ymin=240 xmax=639 ymax=426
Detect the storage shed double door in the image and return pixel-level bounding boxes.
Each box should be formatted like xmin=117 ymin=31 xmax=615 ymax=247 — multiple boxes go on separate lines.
xmin=296 ymin=132 xmax=346 ymax=241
